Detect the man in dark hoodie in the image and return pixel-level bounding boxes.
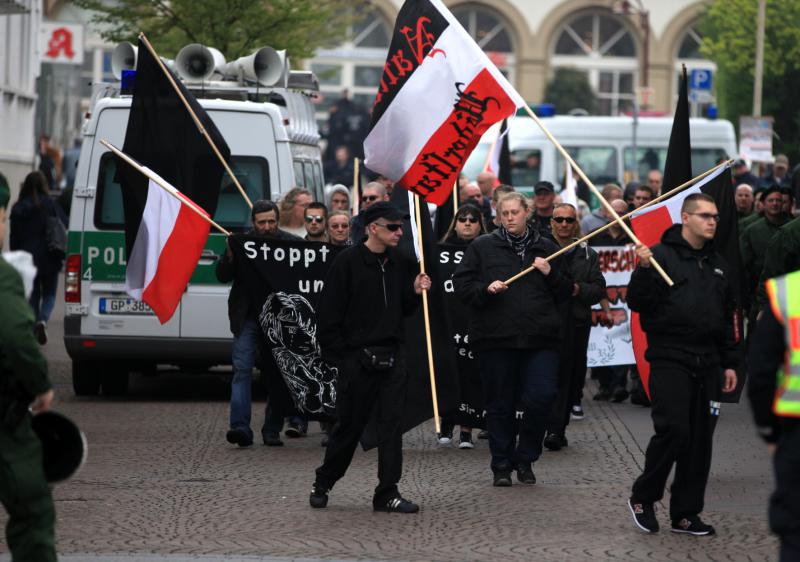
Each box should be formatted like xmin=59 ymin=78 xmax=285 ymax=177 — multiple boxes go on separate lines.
xmin=626 ymin=193 xmax=739 ymax=537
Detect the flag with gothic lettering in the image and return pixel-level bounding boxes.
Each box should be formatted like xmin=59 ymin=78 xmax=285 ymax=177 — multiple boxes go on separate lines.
xmin=363 ymin=0 xmax=525 ymax=205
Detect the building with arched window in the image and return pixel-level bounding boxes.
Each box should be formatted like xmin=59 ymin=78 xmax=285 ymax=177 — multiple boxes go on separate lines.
xmin=309 ymin=0 xmax=717 ymax=129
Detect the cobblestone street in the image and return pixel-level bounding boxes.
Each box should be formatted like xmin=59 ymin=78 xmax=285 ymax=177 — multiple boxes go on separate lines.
xmin=1 ymin=299 xmax=779 ymax=561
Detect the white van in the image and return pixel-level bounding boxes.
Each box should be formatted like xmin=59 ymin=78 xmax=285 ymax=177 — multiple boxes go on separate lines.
xmin=462 ymin=115 xmax=737 ymax=200
xmin=64 ymin=66 xmax=323 ymax=396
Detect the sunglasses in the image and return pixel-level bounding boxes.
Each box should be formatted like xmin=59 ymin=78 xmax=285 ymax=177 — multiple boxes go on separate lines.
xmin=305 ymin=216 xmax=324 ymax=223
xmin=552 ymin=216 xmax=576 ymax=224
xmin=374 ymin=222 xmax=402 ymax=232
xmin=329 ymin=223 xmax=349 ymax=230
xmin=363 ymin=195 xmax=380 ymax=202
xmin=457 ymin=216 xmax=479 ymax=224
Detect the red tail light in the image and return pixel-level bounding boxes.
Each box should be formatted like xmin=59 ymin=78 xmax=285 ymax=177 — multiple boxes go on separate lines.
xmin=65 ymin=254 xmax=81 ymax=303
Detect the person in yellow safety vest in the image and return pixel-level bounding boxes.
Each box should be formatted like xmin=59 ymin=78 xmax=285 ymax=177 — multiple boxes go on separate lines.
xmin=748 ymin=269 xmax=800 ymax=562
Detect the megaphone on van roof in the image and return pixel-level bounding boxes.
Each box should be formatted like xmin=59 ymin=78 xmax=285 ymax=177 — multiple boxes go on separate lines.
xmin=175 ymin=43 xmax=226 ymax=81
xmin=111 ymin=41 xmax=137 ymax=80
xmin=222 ymin=47 xmax=288 ymax=87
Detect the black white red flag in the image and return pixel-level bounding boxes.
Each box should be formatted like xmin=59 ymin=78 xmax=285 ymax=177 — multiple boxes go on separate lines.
xmin=363 ymin=0 xmax=525 ymax=205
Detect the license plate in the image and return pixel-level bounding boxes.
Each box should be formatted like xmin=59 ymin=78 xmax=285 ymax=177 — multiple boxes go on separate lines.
xmin=99 ymin=297 xmax=154 ymax=315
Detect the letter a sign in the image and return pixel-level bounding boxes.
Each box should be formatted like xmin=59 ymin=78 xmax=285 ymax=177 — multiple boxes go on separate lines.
xmin=40 ymin=23 xmax=84 ymax=65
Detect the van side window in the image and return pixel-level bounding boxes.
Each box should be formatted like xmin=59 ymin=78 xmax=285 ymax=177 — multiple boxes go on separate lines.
xmin=510 ymin=149 xmax=541 ymax=189
xmin=293 ymin=161 xmax=305 ymax=187
xmin=94 ymin=153 xmax=270 ymax=231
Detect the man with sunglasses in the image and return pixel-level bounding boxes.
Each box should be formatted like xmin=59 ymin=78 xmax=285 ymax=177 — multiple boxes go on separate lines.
xmin=627 ymin=193 xmax=739 ymax=536
xmin=304 ymin=202 xmax=328 ymax=242
xmin=311 ymin=201 xmax=431 ymax=513
xmin=349 ymin=182 xmax=389 ymax=245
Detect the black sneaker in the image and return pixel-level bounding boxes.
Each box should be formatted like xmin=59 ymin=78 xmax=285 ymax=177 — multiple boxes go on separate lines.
xmin=309 ymin=485 xmax=329 ymax=509
xmin=374 ymin=495 xmax=419 ymax=513
xmin=630 ymin=392 xmax=651 ymax=407
xmin=671 ymin=516 xmax=716 ymax=536
xmin=477 ymin=429 xmax=489 ymax=440
xmin=516 ymin=464 xmax=536 ymax=484
xmin=437 ymin=423 xmax=454 ymax=445
xmin=226 ymin=428 xmax=253 ymax=447
xmin=263 ymin=432 xmax=284 ymax=447
xmin=285 ymin=422 xmax=307 ymax=438
xmin=593 ymin=390 xmax=611 ymax=401
xmin=458 ymin=431 xmax=474 ymax=449
xmin=628 ymin=498 xmax=659 ymax=533
xmin=34 ymin=321 xmax=48 ymax=345
xmin=543 ymin=432 xmax=567 ymax=451
xmin=612 ymin=387 xmax=630 ymax=403
xmin=570 ymin=405 xmax=585 ymax=420
xmin=493 ymin=471 xmax=512 ymax=487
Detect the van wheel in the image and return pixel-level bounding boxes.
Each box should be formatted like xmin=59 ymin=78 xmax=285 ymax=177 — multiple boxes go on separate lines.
xmin=72 ymin=361 xmax=101 ymax=396
xmin=101 ymin=368 xmax=130 ymax=397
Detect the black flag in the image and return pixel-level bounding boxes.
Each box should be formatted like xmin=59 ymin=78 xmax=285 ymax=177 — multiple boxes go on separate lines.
xmin=497 ymin=118 xmax=512 ymax=186
xmin=662 ymin=65 xmax=692 ymax=193
xmin=116 ymin=38 xmax=231 ymax=258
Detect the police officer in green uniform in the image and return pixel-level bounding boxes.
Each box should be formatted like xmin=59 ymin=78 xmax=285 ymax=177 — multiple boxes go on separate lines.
xmin=0 ymin=182 xmax=57 ymax=561
xmin=749 ymin=269 xmax=800 ymax=562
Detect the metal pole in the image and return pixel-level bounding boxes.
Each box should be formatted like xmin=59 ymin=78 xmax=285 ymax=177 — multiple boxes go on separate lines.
xmin=753 ymin=0 xmax=766 ymax=117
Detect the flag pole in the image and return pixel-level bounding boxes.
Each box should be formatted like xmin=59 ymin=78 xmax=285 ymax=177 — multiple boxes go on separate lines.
xmin=452 ymin=180 xmax=458 ymax=216
xmin=352 ymin=157 xmax=360 ymax=216
xmin=137 ymin=33 xmax=252 ymax=210
xmin=520 ymin=104 xmax=673 ymax=287
xmin=413 ymin=194 xmax=441 ymax=434
xmin=101 ymin=139 xmax=231 ymax=236
xmin=504 ymin=159 xmax=732 ymax=285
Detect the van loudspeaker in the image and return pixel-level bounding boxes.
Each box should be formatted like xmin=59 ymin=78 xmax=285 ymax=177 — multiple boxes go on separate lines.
xmin=111 ymin=42 xmax=138 ymax=80
xmin=223 ymin=47 xmax=287 ymax=87
xmin=175 ymin=44 xmax=226 ymax=81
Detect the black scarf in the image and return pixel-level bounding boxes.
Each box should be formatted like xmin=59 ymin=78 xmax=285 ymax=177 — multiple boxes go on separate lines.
xmin=499 ymin=226 xmax=532 ymax=265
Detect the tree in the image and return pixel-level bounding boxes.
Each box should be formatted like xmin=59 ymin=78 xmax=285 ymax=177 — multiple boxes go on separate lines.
xmin=74 ymin=0 xmax=356 ymax=60
xmin=543 ymin=67 xmax=598 ymax=115
xmin=700 ymin=0 xmax=800 ymax=163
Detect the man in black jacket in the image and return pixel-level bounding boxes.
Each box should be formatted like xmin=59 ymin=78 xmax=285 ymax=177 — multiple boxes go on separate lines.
xmin=216 ymin=200 xmax=302 ymax=447
xmin=627 ymin=193 xmax=739 ymax=536
xmin=310 ymin=201 xmax=430 ymax=513
xmin=454 ymin=192 xmax=573 ymax=487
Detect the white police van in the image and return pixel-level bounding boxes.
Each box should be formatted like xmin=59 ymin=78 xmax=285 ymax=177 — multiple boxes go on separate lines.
xmin=463 ymin=114 xmax=737 ymax=200
xmin=64 ymin=43 xmax=324 ymax=395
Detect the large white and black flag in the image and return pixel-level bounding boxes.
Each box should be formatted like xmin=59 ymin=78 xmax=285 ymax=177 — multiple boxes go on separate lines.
xmin=363 ymin=0 xmax=525 ymax=205
xmin=229 ymin=236 xmax=345 ymax=418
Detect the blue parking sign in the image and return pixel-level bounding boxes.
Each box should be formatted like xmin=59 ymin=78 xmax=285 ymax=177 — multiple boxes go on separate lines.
xmin=689 ymin=69 xmax=713 ymax=91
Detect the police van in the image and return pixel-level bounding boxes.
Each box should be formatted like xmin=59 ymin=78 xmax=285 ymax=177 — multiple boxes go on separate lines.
xmin=64 ymin=43 xmax=324 ymax=396
xmin=463 ymin=114 xmax=737 ymax=200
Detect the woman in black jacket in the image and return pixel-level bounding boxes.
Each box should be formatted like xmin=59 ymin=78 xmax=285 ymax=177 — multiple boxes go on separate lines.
xmin=9 ymin=171 xmax=67 ymax=345
xmin=543 ymin=204 xmax=606 ymax=451
xmin=438 ymin=203 xmax=486 ymax=449
xmin=454 ymin=192 xmax=572 ymax=486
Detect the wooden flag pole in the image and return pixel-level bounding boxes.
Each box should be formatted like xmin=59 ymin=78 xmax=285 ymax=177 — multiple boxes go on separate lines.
xmin=504 ymin=159 xmax=733 ymax=285
xmin=452 ymin=180 xmax=459 ymax=216
xmin=137 ymin=33 xmax=252 ymax=210
xmin=520 ymin=104 xmax=673 ymax=286
xmin=352 ymin=157 xmax=360 ymax=216
xmin=101 ymin=139 xmax=231 ymax=236
xmin=413 ymin=194 xmax=441 ymax=434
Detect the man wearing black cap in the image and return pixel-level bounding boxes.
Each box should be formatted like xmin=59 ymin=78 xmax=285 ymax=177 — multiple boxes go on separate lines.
xmin=0 ymin=182 xmax=57 ymax=561
xmin=310 ymin=201 xmax=431 ymax=513
xmin=528 ymin=181 xmax=556 ymax=241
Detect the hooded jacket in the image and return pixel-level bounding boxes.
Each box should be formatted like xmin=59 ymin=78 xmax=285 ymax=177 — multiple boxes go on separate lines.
xmin=627 ymin=224 xmax=739 ymax=369
xmin=9 ymin=196 xmax=67 ymax=277
xmin=453 ymin=228 xmax=573 ymax=352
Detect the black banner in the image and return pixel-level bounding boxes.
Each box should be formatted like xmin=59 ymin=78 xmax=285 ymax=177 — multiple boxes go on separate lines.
xmin=230 ymin=235 xmax=344 ymax=418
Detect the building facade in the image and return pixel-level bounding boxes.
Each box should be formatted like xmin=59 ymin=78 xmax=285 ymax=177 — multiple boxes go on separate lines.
xmin=309 ymin=0 xmax=715 ymax=130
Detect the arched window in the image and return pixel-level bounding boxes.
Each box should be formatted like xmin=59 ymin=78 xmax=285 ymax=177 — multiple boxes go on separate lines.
xmin=452 ymin=5 xmax=516 ymax=83
xmin=674 ymin=24 xmax=716 ymax=116
xmin=678 ymin=26 xmax=703 ymax=59
xmin=552 ymin=11 xmax=638 ymax=115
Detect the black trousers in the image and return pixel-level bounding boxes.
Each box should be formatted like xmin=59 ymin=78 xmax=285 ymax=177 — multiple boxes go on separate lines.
xmin=314 ymin=351 xmax=406 ymax=505
xmin=548 ymin=325 xmax=591 ymax=436
xmin=631 ymin=360 xmax=721 ymax=520
xmin=772 ymin=423 xmax=800 ymax=562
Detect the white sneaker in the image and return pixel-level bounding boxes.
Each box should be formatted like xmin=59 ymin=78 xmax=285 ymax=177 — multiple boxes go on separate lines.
xmin=570 ymin=405 xmax=585 ymax=420
xmin=437 ymin=436 xmax=452 ymax=445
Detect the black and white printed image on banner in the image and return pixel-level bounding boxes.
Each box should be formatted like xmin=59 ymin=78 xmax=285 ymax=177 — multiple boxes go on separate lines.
xmin=229 ymin=235 xmax=344 ymax=419
xmin=587 ymin=245 xmax=635 ymax=367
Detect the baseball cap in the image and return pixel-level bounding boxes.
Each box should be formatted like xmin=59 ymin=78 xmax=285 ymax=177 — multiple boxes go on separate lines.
xmin=359 ymin=201 xmax=409 ymax=225
xmin=774 ymin=154 xmax=789 ymax=169
xmin=534 ymin=181 xmax=555 ymax=193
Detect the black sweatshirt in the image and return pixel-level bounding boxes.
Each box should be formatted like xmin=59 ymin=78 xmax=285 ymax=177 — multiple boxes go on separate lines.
xmin=316 ymin=243 xmax=420 ymax=362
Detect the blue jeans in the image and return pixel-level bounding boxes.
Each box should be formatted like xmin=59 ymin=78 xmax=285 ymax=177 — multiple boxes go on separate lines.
xmin=230 ymin=318 xmax=267 ymax=439
xmin=29 ymin=270 xmax=58 ymax=324
xmin=478 ymin=348 xmax=559 ymax=472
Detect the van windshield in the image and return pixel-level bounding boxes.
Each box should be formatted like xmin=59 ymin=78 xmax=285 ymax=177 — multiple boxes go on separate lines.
xmin=94 ymin=153 xmax=270 ymax=231
xmin=556 ymin=146 xmax=619 ymax=185
xmin=624 ymin=147 xmax=731 ymax=182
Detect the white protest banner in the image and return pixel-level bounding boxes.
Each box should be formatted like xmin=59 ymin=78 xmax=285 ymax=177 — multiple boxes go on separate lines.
xmin=587 ymin=245 xmax=636 ymax=367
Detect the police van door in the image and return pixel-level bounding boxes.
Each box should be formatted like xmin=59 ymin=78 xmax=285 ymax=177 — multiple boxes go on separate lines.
xmin=81 ymin=107 xmax=180 ymax=337
xmin=179 ymin=109 xmax=278 ymax=339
